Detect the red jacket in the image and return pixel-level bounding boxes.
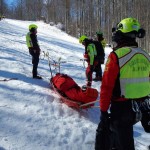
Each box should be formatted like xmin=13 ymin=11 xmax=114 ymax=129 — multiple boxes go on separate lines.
xmin=100 ymin=52 xmax=128 ymax=111
xmin=100 ymin=41 xmax=147 ymax=111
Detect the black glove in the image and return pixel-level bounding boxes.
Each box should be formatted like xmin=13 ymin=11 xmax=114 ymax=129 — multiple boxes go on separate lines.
xmin=100 ymin=111 xmax=109 ymax=121
xmin=100 ymin=111 xmax=110 ymax=129
xmin=90 ymin=65 xmax=94 ymax=72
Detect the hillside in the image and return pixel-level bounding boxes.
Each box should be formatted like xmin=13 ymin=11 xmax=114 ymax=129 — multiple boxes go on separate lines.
xmin=0 ymin=19 xmax=149 ymax=150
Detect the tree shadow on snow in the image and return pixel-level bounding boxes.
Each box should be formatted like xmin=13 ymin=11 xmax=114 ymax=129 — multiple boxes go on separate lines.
xmin=0 ymin=147 xmax=6 ymax=150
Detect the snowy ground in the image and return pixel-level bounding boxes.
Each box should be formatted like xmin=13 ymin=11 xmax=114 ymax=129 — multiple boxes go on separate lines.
xmin=0 ymin=19 xmax=149 ymax=150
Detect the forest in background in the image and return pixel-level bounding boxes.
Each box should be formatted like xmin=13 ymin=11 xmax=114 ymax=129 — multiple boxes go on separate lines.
xmin=1 ymin=0 xmax=150 ymax=53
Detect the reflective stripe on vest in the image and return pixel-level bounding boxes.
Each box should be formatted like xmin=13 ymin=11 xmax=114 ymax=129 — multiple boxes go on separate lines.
xmin=114 ymin=47 xmax=150 ymax=98
xmin=26 ymin=32 xmax=33 ymax=48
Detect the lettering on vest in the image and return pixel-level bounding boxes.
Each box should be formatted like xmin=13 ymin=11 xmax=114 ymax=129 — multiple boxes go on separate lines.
xmin=128 ymin=58 xmax=149 ymax=72
xmin=115 ymin=47 xmax=150 ymax=98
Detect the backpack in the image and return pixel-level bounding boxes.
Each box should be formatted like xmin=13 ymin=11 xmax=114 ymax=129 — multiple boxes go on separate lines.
xmin=92 ymin=40 xmax=105 ymax=64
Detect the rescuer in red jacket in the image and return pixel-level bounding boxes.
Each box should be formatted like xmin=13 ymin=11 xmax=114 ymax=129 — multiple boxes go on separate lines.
xmin=95 ymin=18 xmax=150 ymax=150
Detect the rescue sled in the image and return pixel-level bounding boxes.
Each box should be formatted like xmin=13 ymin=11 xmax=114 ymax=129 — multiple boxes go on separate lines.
xmin=50 ymin=73 xmax=99 ymax=109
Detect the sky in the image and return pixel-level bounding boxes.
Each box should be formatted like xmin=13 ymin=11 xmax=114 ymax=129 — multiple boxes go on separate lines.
xmin=0 ymin=19 xmax=149 ymax=150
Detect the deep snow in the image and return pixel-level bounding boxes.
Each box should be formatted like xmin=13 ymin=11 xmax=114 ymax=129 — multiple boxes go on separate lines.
xmin=0 ymin=19 xmax=149 ymax=150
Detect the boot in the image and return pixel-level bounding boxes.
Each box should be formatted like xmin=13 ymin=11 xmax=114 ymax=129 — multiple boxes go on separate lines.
xmin=32 ymin=65 xmax=42 ymax=79
xmin=33 ymin=75 xmax=42 ymax=79
xmin=93 ymin=76 xmax=102 ymax=81
xmin=86 ymin=81 xmax=91 ymax=87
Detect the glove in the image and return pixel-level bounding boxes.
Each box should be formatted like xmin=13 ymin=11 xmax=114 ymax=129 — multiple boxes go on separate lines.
xmin=99 ymin=111 xmax=110 ymax=130
xmin=90 ymin=65 xmax=94 ymax=72
xmin=100 ymin=111 xmax=109 ymax=122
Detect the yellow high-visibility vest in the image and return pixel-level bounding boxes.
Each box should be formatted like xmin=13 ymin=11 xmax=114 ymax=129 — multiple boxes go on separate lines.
xmin=114 ymin=47 xmax=150 ymax=98
xmin=87 ymin=43 xmax=97 ymax=65
xmin=26 ymin=32 xmax=33 ymax=48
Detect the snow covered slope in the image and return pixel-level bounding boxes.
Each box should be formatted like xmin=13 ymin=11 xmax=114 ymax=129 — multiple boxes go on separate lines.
xmin=0 ymin=19 xmax=149 ymax=150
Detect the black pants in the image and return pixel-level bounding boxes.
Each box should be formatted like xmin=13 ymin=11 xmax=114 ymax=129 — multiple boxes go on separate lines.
xmin=29 ymin=49 xmax=39 ymax=77
xmin=110 ymin=101 xmax=135 ymax=150
xmin=94 ymin=60 xmax=102 ymax=78
xmin=95 ymin=64 xmax=102 ymax=77
xmin=95 ymin=101 xmax=135 ymax=150
xmin=95 ymin=117 xmax=111 ymax=150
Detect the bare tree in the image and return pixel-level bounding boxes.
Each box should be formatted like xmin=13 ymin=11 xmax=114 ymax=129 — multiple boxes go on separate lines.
xmin=0 ymin=0 xmax=8 ymax=16
xmin=5 ymin=0 xmax=150 ymax=53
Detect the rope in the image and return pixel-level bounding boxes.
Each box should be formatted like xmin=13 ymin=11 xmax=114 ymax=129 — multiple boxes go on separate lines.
xmin=80 ymin=100 xmax=99 ymax=108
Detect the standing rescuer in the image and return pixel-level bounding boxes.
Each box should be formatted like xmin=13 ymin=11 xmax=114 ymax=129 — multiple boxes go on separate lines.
xmin=96 ymin=31 xmax=106 ymax=49
xmin=79 ymin=35 xmax=97 ymax=87
xmin=92 ymin=31 xmax=105 ymax=81
xmin=95 ymin=18 xmax=150 ymax=150
xmin=26 ymin=24 xmax=42 ymax=79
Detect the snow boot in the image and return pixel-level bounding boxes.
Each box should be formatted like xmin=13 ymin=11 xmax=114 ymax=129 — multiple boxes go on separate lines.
xmin=86 ymin=81 xmax=91 ymax=87
xmin=33 ymin=75 xmax=42 ymax=79
xmin=93 ymin=76 xmax=102 ymax=81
